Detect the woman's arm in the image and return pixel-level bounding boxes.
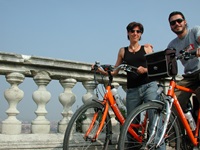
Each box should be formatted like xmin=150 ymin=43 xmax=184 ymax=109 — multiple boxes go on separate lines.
xmin=112 ymin=47 xmax=124 ymax=75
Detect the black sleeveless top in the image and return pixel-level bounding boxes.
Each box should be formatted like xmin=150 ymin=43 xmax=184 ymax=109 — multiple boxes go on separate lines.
xmin=123 ymin=46 xmax=151 ymax=89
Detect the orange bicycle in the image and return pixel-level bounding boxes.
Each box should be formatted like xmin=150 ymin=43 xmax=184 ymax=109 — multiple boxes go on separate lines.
xmin=63 ymin=62 xmax=136 ymax=150
xmin=63 ymin=61 xmax=179 ymax=150
xmin=118 ymin=48 xmax=200 ymax=150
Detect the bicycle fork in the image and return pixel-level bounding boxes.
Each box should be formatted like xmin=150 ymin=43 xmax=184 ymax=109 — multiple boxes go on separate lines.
xmin=146 ymin=111 xmax=160 ymax=147
xmin=146 ymin=99 xmax=172 ymax=148
xmin=84 ymin=101 xmax=109 ymax=142
xmin=156 ymin=98 xmax=172 ymax=148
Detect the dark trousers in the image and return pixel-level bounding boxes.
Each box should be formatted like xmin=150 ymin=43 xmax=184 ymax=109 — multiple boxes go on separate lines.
xmin=175 ymin=71 xmax=200 ymax=111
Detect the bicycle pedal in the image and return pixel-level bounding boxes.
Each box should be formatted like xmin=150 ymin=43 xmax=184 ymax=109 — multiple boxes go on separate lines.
xmin=84 ymin=136 xmax=96 ymax=142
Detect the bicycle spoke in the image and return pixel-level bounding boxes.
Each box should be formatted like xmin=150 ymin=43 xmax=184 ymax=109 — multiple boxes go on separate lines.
xmin=118 ymin=102 xmax=182 ymax=150
xmin=63 ymin=101 xmax=112 ymax=150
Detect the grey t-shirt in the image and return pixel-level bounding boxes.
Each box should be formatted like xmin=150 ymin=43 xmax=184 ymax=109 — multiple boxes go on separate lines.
xmin=168 ymin=26 xmax=200 ymax=75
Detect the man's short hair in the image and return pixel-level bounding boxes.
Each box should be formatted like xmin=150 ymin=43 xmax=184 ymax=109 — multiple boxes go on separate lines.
xmin=168 ymin=11 xmax=185 ymax=22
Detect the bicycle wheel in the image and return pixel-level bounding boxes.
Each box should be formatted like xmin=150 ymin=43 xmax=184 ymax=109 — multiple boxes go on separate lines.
xmin=118 ymin=101 xmax=181 ymax=150
xmin=63 ymin=101 xmax=112 ymax=150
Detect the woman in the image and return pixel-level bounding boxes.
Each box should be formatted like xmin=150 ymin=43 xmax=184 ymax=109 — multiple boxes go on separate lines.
xmin=114 ymin=22 xmax=158 ymax=116
xmin=93 ymin=21 xmax=165 ymax=150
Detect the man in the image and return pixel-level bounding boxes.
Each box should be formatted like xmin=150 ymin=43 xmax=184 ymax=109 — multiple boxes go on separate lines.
xmin=167 ymin=11 xmax=200 ymax=148
xmin=168 ymin=11 xmax=200 ymax=112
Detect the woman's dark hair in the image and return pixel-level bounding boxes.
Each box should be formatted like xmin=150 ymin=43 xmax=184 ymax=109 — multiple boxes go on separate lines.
xmin=126 ymin=22 xmax=144 ymax=40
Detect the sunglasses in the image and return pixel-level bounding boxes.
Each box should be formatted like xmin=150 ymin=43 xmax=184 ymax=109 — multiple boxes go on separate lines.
xmin=129 ymin=29 xmax=142 ymax=33
xmin=170 ymin=18 xmax=184 ymax=26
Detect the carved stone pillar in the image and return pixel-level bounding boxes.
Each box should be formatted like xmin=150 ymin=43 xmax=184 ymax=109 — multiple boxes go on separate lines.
xmin=81 ymin=81 xmax=98 ymax=132
xmin=121 ymin=84 xmax=127 ymax=105
xmin=58 ymin=78 xmax=77 ymax=133
xmin=110 ymin=82 xmax=120 ymax=133
xmin=82 ymin=81 xmax=98 ymax=104
xmin=2 ymin=72 xmax=25 ymax=134
xmin=31 ymin=71 xmax=51 ymax=134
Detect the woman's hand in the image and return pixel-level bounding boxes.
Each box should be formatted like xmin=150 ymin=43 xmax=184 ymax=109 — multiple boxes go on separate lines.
xmin=91 ymin=64 xmax=107 ymax=75
xmin=137 ymin=66 xmax=147 ymax=74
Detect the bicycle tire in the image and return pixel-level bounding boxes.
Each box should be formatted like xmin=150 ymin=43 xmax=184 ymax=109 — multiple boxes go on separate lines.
xmin=118 ymin=101 xmax=182 ymax=150
xmin=63 ymin=101 xmax=112 ymax=150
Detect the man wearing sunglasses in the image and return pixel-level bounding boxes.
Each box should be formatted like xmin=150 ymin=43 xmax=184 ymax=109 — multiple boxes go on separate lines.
xmin=167 ymin=11 xmax=200 ymax=147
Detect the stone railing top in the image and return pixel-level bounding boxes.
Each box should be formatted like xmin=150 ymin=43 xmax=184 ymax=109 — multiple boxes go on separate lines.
xmin=0 ymin=51 xmax=127 ymax=84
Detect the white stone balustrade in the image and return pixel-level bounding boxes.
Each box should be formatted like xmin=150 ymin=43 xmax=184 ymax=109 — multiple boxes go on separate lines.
xmin=0 ymin=51 xmax=127 ymax=149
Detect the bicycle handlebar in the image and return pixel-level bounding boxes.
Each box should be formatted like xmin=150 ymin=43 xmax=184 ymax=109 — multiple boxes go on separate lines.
xmin=93 ymin=61 xmax=137 ymax=73
xmin=176 ymin=49 xmax=197 ymax=60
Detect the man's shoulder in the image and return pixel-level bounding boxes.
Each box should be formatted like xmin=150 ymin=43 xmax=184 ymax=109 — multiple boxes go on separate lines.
xmin=190 ymin=26 xmax=200 ymax=32
xmin=192 ymin=25 xmax=200 ymax=29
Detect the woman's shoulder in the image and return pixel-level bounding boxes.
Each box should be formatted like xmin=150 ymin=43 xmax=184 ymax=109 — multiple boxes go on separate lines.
xmin=119 ymin=46 xmax=129 ymax=53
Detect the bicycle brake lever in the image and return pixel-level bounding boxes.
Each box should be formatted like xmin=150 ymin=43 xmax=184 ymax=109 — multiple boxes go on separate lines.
xmin=91 ymin=61 xmax=100 ymax=71
xmin=95 ymin=61 xmax=100 ymax=66
xmin=179 ymin=49 xmax=185 ymax=54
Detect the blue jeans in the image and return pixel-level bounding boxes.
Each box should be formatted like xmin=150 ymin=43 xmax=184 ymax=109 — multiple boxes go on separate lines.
xmin=126 ymin=81 xmax=166 ymax=150
xmin=126 ymin=81 xmax=159 ymax=115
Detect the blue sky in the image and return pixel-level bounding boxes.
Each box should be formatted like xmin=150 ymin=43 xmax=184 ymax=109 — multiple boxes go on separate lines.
xmin=0 ymin=0 xmax=200 ymax=121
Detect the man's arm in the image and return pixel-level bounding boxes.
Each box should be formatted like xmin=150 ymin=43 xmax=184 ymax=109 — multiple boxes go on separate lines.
xmin=193 ymin=26 xmax=200 ymax=56
xmin=195 ymin=26 xmax=200 ymax=56
xmin=196 ymin=34 xmax=200 ymax=57
xmin=197 ymin=48 xmax=200 ymax=57
xmin=197 ymin=36 xmax=200 ymax=43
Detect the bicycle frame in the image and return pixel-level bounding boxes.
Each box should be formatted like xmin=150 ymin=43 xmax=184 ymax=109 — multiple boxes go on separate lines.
xmin=168 ymin=79 xmax=200 ymax=146
xmin=124 ymin=77 xmax=200 ymax=148
xmin=107 ymin=85 xmax=148 ymax=142
xmin=84 ymin=83 xmax=148 ymax=142
xmin=84 ymin=84 xmax=126 ymax=141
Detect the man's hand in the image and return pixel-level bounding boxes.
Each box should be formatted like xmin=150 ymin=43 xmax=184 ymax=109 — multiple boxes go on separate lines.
xmin=144 ymin=43 xmax=153 ymax=49
xmin=197 ymin=48 xmax=200 ymax=57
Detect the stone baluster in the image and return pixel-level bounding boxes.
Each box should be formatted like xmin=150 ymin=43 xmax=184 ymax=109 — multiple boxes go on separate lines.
xmin=31 ymin=71 xmax=51 ymax=134
xmin=58 ymin=78 xmax=77 ymax=133
xmin=82 ymin=81 xmax=98 ymax=104
xmin=2 ymin=72 xmax=25 ymax=134
xmin=81 ymin=81 xmax=98 ymax=132
xmin=110 ymin=82 xmax=120 ymax=133
xmin=121 ymin=84 xmax=127 ymax=105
